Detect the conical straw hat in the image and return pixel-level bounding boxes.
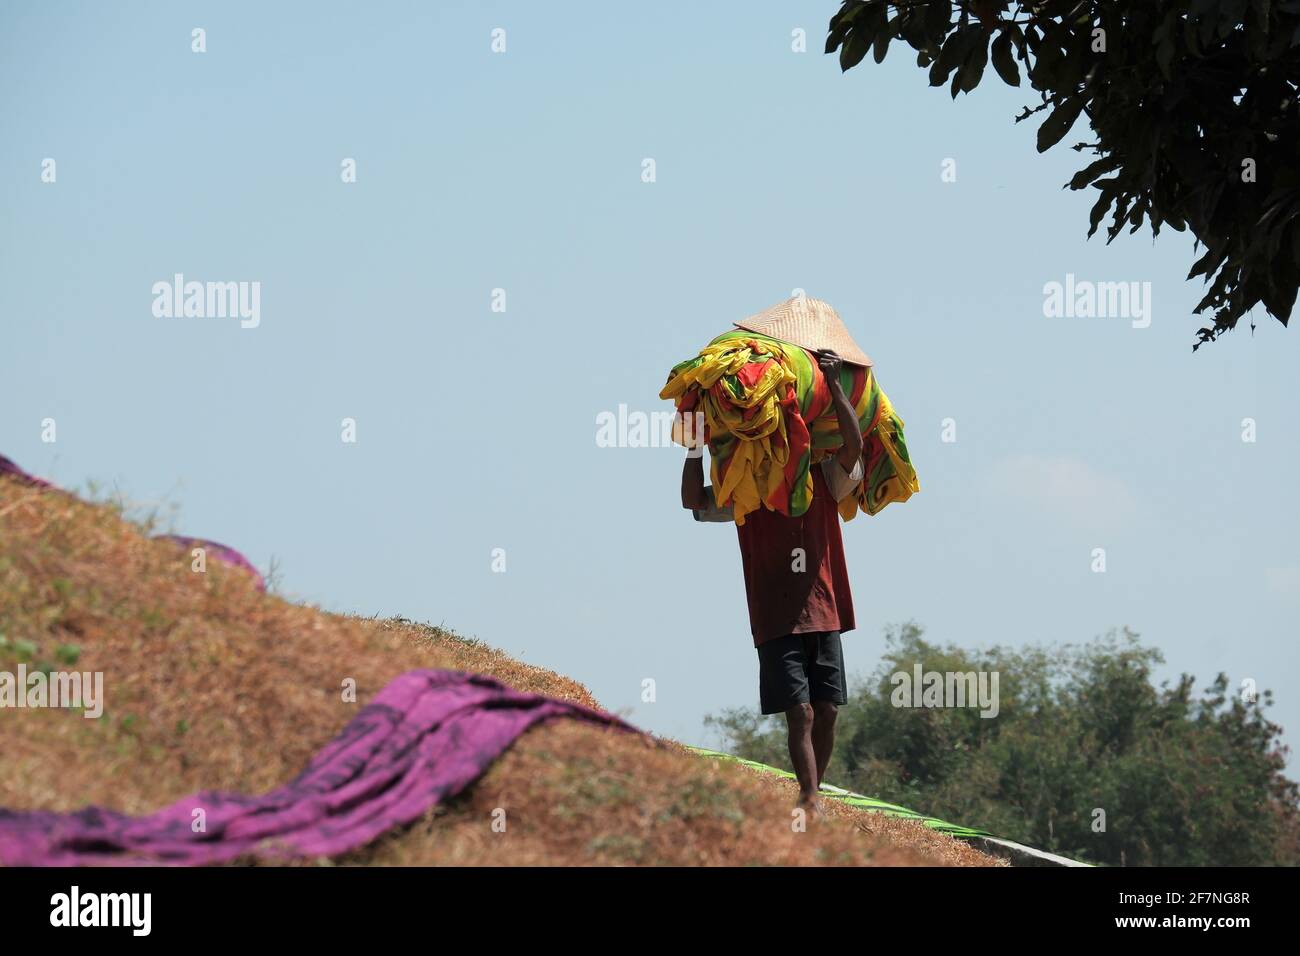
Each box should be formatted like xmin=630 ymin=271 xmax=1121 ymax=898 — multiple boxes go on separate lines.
xmin=733 ymin=296 xmax=872 ymax=367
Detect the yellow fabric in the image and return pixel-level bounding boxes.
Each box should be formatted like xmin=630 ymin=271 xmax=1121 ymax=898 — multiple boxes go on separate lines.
xmin=660 ymin=336 xmax=808 ymax=525
xmin=661 ymin=330 xmax=918 ymax=525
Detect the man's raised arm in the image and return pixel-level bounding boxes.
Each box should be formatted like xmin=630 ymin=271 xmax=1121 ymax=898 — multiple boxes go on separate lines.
xmin=681 ymin=447 xmax=708 ymax=511
xmin=817 ymin=349 xmax=865 ymax=473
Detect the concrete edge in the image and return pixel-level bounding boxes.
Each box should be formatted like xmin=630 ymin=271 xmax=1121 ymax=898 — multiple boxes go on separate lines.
xmin=965 ymin=835 xmax=1093 ymax=867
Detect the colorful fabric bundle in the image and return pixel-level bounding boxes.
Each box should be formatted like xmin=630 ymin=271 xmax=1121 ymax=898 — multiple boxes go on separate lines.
xmin=0 ymin=670 xmax=641 ymax=866
xmin=659 ymin=330 xmax=918 ymax=525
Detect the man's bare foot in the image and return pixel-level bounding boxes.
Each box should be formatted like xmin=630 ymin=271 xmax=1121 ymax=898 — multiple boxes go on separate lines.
xmin=796 ymin=794 xmax=825 ymax=818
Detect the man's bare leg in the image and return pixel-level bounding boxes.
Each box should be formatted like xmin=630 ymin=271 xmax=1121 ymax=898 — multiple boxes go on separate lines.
xmin=811 ymin=701 xmax=838 ymax=790
xmin=784 ymin=702 xmax=820 ymax=812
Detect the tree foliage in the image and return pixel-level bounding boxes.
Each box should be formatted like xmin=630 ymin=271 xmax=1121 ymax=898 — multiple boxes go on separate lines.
xmin=825 ymin=1 xmax=1300 ymax=347
xmin=707 ymin=624 xmax=1300 ymax=865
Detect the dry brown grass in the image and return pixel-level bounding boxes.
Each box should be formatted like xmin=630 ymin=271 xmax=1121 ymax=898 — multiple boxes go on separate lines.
xmin=0 ymin=475 xmax=1001 ymax=866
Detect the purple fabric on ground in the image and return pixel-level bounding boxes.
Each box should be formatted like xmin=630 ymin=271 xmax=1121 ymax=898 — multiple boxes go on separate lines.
xmin=153 ymin=535 xmax=266 ymax=592
xmin=0 ymin=669 xmax=640 ymax=866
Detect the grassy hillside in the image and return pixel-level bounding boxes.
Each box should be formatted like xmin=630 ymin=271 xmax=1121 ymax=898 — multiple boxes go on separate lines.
xmin=0 ymin=471 xmax=1000 ymax=866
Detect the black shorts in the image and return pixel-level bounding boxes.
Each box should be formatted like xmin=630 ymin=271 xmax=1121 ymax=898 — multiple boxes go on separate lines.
xmin=756 ymin=631 xmax=848 ymax=715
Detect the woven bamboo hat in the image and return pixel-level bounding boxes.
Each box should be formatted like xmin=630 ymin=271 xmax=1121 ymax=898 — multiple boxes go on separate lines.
xmin=733 ymin=296 xmax=872 ymax=367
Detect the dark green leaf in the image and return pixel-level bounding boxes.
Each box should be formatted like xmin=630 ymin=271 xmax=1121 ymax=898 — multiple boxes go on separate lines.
xmin=957 ymin=36 xmax=988 ymax=93
xmin=929 ymin=52 xmax=949 ymax=85
xmin=873 ymin=27 xmax=892 ymax=63
xmin=1037 ymin=96 xmax=1085 ymax=152
xmin=1087 ymin=182 xmax=1119 ymax=238
xmin=933 ymin=22 xmax=970 ymax=80
xmin=840 ymin=31 xmax=870 ymax=71
xmin=1068 ymin=155 xmax=1121 ymax=190
xmin=991 ymin=30 xmax=1019 ymax=86
xmin=924 ymin=0 xmax=952 ymax=42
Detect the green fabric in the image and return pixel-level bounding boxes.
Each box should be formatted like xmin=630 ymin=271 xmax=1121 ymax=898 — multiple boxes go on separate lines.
xmin=689 ymin=745 xmax=992 ymax=839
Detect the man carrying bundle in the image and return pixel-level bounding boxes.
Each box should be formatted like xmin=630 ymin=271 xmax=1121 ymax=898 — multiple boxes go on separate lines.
xmin=681 ymin=343 xmax=866 ymax=816
xmin=666 ymin=296 xmax=918 ymax=814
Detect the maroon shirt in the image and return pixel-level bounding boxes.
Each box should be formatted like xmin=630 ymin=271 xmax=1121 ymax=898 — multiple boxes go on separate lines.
xmin=696 ymin=460 xmax=857 ymax=646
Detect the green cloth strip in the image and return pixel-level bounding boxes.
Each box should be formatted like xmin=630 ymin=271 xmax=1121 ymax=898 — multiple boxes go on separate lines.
xmin=689 ymin=746 xmax=992 ymax=839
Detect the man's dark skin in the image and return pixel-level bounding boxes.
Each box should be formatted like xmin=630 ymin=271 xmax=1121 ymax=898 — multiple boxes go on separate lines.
xmin=682 ymin=348 xmax=864 ymax=812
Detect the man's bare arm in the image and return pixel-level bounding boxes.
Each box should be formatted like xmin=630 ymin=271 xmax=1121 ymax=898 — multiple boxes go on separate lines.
xmin=681 ymin=449 xmax=708 ymax=510
xmin=817 ymin=349 xmax=865 ymax=472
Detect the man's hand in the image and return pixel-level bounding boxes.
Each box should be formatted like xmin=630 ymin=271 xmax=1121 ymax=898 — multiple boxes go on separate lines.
xmin=816 ymin=349 xmax=844 ymax=391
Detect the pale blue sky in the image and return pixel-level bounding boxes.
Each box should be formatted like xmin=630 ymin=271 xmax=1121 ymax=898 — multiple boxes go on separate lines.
xmin=2 ymin=1 xmax=1296 ymax=765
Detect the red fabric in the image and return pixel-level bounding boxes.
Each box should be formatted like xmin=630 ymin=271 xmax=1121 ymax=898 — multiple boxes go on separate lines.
xmin=735 ymin=465 xmax=855 ymax=646
xmin=735 ymin=358 xmax=774 ymax=390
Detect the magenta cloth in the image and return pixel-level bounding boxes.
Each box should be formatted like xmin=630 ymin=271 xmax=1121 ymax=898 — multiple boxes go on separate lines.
xmin=0 ymin=669 xmax=640 ymax=866
xmin=153 ymin=534 xmax=266 ymax=592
